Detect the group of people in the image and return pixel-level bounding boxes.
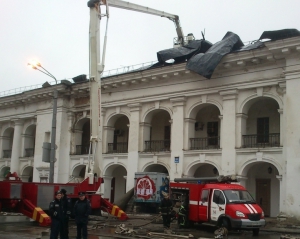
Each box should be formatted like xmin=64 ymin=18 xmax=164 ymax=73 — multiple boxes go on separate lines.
xmin=159 ymin=191 xmax=188 ymax=229
xmin=49 ymin=189 xmax=91 ymax=239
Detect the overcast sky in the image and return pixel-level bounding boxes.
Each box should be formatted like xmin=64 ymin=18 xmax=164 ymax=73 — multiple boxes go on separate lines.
xmin=1 ymin=0 xmax=300 ymax=94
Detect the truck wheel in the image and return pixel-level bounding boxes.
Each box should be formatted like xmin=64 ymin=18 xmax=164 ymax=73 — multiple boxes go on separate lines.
xmin=253 ymin=228 xmax=259 ymax=236
xmin=221 ymin=218 xmax=230 ymax=230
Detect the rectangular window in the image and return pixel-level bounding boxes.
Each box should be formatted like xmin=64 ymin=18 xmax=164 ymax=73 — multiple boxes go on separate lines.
xmin=213 ymin=190 xmax=225 ymax=205
xmin=207 ymin=122 xmax=218 ymax=145
xmin=257 ymin=117 xmax=269 ymax=143
xmin=201 ymin=189 xmax=209 ymax=202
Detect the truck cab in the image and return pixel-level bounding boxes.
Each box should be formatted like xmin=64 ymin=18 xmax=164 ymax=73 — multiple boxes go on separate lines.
xmin=170 ymin=176 xmax=265 ymax=235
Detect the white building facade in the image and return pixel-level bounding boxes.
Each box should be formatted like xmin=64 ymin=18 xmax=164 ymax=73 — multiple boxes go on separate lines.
xmin=1 ymin=36 xmax=300 ymax=218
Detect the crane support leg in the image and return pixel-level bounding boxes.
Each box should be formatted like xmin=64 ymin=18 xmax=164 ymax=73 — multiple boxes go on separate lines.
xmin=20 ymin=199 xmax=51 ymax=226
xmin=100 ymin=197 xmax=128 ymax=220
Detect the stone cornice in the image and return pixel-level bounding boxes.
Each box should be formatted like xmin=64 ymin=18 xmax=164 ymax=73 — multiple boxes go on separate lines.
xmin=127 ymin=103 xmax=142 ymax=112
xmin=0 ymin=83 xmax=90 ymax=109
xmin=219 ymin=89 xmax=238 ymax=100
xmin=100 ymin=64 xmax=201 ymax=90
xmin=265 ymin=36 xmax=300 ymax=53
xmin=139 ymin=122 xmax=151 ymax=127
xmin=0 ymin=114 xmax=37 ymax=123
xmin=170 ymin=97 xmax=186 ymax=107
xmin=236 ymin=113 xmax=248 ymax=119
xmin=184 ymin=118 xmax=196 ymax=123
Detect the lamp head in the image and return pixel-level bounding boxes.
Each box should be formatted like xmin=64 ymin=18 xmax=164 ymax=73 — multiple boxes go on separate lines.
xmin=28 ymin=60 xmax=41 ymax=69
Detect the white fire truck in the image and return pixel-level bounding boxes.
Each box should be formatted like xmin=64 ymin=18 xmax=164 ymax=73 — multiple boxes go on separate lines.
xmin=170 ymin=175 xmax=266 ymax=235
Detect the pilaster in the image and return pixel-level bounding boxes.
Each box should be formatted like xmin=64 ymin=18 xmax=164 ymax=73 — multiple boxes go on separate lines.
xmin=184 ymin=118 xmax=196 ymax=150
xmin=282 ymin=55 xmax=300 ymax=217
xmin=169 ymin=97 xmax=186 ymax=180
xmin=219 ymin=90 xmax=238 ymax=175
xmin=126 ymin=103 xmax=141 ymax=191
xmin=236 ymin=113 xmax=248 ymax=148
xmin=10 ymin=119 xmax=24 ymax=174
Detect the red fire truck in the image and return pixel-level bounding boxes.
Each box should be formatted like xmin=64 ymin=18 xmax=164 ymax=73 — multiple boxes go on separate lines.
xmin=170 ymin=175 xmax=265 ymax=235
xmin=0 ymin=172 xmax=128 ymax=226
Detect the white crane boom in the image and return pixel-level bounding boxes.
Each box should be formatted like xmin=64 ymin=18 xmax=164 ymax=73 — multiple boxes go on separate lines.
xmin=105 ymin=0 xmax=185 ymax=46
xmin=86 ymin=0 xmax=186 ymax=185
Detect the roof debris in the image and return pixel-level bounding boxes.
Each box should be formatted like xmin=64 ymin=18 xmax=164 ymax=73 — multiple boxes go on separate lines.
xmin=156 ymin=29 xmax=300 ymax=79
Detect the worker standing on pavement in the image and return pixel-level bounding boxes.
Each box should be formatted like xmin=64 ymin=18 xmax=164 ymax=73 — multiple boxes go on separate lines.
xmin=159 ymin=191 xmax=173 ymax=229
xmin=73 ymin=192 xmax=91 ymax=239
xmin=178 ymin=202 xmax=187 ymax=228
xmin=61 ymin=189 xmax=72 ymax=239
xmin=49 ymin=190 xmax=64 ymax=239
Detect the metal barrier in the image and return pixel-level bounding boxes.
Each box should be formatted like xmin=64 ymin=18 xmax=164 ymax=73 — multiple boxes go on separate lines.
xmin=75 ymin=144 xmax=92 ymax=155
xmin=190 ymin=137 xmax=220 ymax=150
xmin=107 ymin=142 xmax=128 ymax=153
xmin=144 ymin=140 xmax=170 ymax=152
xmin=242 ymin=133 xmax=280 ymax=148
xmin=3 ymin=149 xmax=12 ymax=158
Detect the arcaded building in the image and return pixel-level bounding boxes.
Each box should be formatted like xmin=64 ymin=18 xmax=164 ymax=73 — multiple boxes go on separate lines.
xmin=0 ymin=30 xmax=300 ymax=219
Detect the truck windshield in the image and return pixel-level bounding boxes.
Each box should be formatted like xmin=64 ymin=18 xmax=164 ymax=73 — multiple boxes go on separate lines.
xmin=224 ymin=190 xmax=256 ymax=203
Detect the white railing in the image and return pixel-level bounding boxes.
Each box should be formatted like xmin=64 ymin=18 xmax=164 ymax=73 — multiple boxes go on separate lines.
xmin=0 ymin=80 xmax=61 ymax=98
xmin=101 ymin=60 xmax=157 ymax=77
xmin=0 ymin=61 xmax=157 ymax=98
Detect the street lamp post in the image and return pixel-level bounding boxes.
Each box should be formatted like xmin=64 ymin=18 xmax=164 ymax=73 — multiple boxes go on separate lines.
xmin=28 ymin=61 xmax=57 ymax=183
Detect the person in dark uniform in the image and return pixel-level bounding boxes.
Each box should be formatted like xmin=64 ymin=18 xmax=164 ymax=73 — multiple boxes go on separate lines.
xmin=61 ymin=189 xmax=72 ymax=239
xmin=49 ymin=190 xmax=64 ymax=239
xmin=73 ymin=192 xmax=91 ymax=239
xmin=159 ymin=191 xmax=173 ymax=229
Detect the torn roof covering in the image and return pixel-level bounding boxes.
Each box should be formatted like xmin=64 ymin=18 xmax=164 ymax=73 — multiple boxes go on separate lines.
xmin=156 ymin=29 xmax=300 ymax=79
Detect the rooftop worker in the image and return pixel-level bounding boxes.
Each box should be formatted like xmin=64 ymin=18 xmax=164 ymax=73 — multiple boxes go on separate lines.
xmin=61 ymin=189 xmax=72 ymax=239
xmin=73 ymin=192 xmax=91 ymax=239
xmin=49 ymin=190 xmax=64 ymax=239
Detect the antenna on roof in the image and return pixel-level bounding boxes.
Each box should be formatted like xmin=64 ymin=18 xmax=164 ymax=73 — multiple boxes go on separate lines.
xmin=201 ymin=29 xmax=206 ymax=40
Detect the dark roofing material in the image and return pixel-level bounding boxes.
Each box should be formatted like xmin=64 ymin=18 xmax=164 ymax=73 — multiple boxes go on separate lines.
xmin=157 ymin=39 xmax=212 ymax=63
xmin=156 ymin=28 xmax=300 ymax=79
xmin=186 ymin=32 xmax=243 ymax=79
xmin=259 ymin=29 xmax=300 ymax=41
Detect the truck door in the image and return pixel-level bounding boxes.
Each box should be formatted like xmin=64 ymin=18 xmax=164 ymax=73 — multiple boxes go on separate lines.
xmin=210 ymin=189 xmax=226 ymax=222
xmin=199 ymin=189 xmax=210 ymax=221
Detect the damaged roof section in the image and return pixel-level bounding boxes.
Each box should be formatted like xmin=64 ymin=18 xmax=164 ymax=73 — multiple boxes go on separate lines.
xmin=157 ymin=39 xmax=212 ymax=63
xmin=186 ymin=32 xmax=244 ymax=79
xmin=156 ymin=29 xmax=300 ymax=79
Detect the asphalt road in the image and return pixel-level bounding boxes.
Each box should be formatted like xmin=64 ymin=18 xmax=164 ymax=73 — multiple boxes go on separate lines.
xmin=0 ymin=219 xmax=297 ymax=239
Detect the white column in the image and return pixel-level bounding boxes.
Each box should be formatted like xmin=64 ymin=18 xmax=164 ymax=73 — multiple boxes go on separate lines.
xmin=140 ymin=122 xmax=151 ymax=151
xmin=102 ymin=175 xmax=113 ymax=201
xmin=278 ymin=83 xmax=286 ymax=214
xmin=184 ymin=118 xmax=196 ymax=150
xmin=218 ymin=115 xmax=223 ymax=149
xmin=219 ymin=90 xmax=238 ymax=175
xmin=103 ymin=126 xmax=114 ymax=153
xmin=170 ymin=97 xmax=186 ymax=181
xmin=283 ymin=55 xmax=300 ymax=217
xmin=56 ymin=109 xmax=72 ymax=183
xmin=0 ymin=123 xmax=3 ymax=158
xmin=278 ymin=109 xmax=283 ymax=146
xmin=236 ymin=113 xmax=248 ymax=148
xmin=67 ymin=112 xmax=75 ymax=154
xmin=126 ymin=103 xmax=141 ymax=192
xmin=10 ymin=119 xmax=24 ymax=174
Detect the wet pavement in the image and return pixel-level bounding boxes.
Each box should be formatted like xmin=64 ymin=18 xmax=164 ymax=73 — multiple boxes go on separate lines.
xmin=0 ymin=215 xmax=300 ymax=239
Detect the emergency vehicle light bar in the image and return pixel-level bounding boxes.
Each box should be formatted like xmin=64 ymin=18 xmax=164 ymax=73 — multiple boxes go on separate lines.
xmin=174 ymin=175 xmax=237 ymax=183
